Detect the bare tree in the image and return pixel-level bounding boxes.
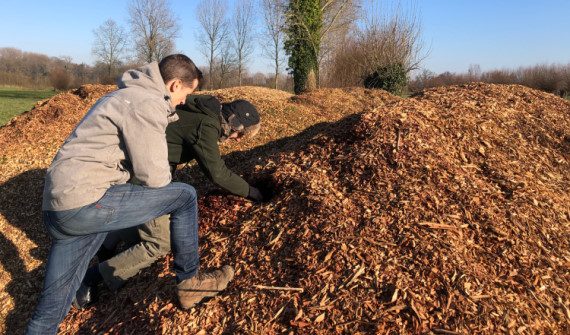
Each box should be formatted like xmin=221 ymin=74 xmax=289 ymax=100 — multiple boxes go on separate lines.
xmin=92 ymin=19 xmax=128 ymax=79
xmin=319 ymin=0 xmax=359 ymax=73
xmin=360 ymin=0 xmax=425 ymax=73
xmin=467 ymin=64 xmax=482 ymax=81
xmin=0 ymin=48 xmax=105 ymax=88
xmin=326 ymin=0 xmax=426 ymax=88
xmin=219 ymin=39 xmax=237 ymax=88
xmin=196 ymin=0 xmax=229 ymax=89
xmin=0 ymin=48 xmax=53 ymax=87
xmin=285 ymin=0 xmax=359 ymax=88
xmin=49 ymin=56 xmax=74 ymax=90
xmin=261 ymin=0 xmax=287 ymax=89
xmin=232 ymin=0 xmax=255 ymax=86
xmin=251 ymin=72 xmax=268 ymax=86
xmin=128 ymin=0 xmax=180 ymax=63
xmin=49 ymin=67 xmax=72 ymax=90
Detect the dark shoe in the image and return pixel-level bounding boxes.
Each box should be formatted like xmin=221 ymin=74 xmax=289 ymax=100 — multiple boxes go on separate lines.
xmin=177 ymin=265 xmax=235 ymax=309
xmin=72 ymin=282 xmax=98 ymax=309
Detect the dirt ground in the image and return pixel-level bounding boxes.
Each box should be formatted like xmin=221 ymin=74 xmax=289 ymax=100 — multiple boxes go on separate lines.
xmin=0 ymin=83 xmax=568 ymax=334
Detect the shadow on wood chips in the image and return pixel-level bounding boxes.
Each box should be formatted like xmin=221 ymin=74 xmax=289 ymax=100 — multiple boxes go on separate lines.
xmin=0 ymin=169 xmax=50 ymax=335
xmin=0 ymin=83 xmax=569 ymax=334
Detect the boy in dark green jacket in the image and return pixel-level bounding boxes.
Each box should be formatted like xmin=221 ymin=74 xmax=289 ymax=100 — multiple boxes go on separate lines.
xmin=73 ymin=95 xmax=263 ymax=308
xmin=167 ymin=94 xmax=261 ymax=198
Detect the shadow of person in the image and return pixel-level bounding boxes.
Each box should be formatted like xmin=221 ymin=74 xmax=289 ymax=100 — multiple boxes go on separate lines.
xmin=0 ymin=168 xmax=50 ymax=334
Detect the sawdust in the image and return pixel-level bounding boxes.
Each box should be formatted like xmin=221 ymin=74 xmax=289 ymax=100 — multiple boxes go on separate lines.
xmin=0 ymin=83 xmax=569 ymax=334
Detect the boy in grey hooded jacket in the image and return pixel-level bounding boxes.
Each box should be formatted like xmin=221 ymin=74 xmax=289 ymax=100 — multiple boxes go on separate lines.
xmin=26 ymin=55 xmax=234 ymax=335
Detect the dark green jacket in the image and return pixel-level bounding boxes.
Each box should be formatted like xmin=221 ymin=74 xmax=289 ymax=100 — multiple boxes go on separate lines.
xmin=166 ymin=95 xmax=249 ymax=197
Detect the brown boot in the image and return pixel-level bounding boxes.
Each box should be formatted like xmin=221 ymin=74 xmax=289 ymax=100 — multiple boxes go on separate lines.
xmin=177 ymin=265 xmax=235 ymax=309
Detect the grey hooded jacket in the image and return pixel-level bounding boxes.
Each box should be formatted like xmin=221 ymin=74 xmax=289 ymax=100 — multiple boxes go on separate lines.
xmin=42 ymin=62 xmax=178 ymax=211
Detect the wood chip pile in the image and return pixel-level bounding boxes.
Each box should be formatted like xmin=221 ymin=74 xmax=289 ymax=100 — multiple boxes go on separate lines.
xmin=0 ymin=83 xmax=568 ymax=334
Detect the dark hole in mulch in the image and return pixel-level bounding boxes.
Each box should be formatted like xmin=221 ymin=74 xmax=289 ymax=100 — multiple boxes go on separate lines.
xmin=249 ymin=175 xmax=279 ymax=203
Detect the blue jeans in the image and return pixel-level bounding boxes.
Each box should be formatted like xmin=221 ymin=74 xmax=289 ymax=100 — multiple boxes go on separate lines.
xmin=26 ymin=182 xmax=199 ymax=335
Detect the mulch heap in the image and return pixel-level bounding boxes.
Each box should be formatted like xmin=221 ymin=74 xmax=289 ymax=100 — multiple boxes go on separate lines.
xmin=0 ymin=83 xmax=568 ymax=334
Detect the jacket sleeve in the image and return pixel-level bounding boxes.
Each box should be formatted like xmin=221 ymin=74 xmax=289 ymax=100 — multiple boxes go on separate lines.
xmin=192 ymin=122 xmax=249 ymax=197
xmin=121 ymin=99 xmax=171 ymax=188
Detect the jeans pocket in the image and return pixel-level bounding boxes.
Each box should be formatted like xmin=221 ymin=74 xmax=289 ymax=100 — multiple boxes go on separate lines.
xmin=55 ymin=202 xmax=116 ymax=235
xmin=91 ymin=202 xmax=116 ymax=225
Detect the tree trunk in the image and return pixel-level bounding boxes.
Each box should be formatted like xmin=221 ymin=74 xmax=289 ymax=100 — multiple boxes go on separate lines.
xmin=306 ymin=69 xmax=317 ymax=92
xmin=274 ymin=57 xmax=279 ymax=89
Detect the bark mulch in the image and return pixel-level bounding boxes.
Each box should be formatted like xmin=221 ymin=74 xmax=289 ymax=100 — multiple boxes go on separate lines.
xmin=0 ymin=83 xmax=568 ymax=334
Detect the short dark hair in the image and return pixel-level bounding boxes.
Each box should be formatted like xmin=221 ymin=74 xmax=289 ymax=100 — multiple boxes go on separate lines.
xmin=159 ymin=54 xmax=200 ymax=86
xmin=196 ymin=67 xmax=205 ymax=91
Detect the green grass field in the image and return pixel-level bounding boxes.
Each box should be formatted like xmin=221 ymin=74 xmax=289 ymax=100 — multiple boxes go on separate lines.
xmin=0 ymin=87 xmax=56 ymax=126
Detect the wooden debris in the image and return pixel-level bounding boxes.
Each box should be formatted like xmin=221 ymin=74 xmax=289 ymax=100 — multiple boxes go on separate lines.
xmin=253 ymin=285 xmax=304 ymax=292
xmin=433 ymin=328 xmax=462 ymax=335
xmin=1 ymin=83 xmax=569 ymax=334
xmin=418 ymin=221 xmax=462 ymax=230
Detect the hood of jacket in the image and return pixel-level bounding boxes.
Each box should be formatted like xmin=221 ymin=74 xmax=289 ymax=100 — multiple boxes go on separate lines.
xmin=179 ymin=95 xmax=221 ymax=120
xmin=117 ymin=62 xmax=174 ymax=111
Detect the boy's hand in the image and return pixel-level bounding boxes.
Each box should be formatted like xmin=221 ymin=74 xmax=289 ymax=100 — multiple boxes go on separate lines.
xmin=247 ymin=186 xmax=264 ymax=203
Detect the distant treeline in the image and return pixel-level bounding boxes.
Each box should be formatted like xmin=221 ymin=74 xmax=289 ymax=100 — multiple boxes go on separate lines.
xmin=0 ymin=47 xmax=294 ymax=91
xmin=410 ymin=63 xmax=570 ymax=98
xmin=2 ymin=47 xmax=569 ymax=98
xmin=0 ymin=47 xmax=130 ymax=89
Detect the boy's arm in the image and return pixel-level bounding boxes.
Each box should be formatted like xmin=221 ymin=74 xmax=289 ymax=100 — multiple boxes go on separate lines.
xmin=122 ymin=100 xmax=172 ymax=188
xmin=191 ymin=123 xmax=249 ymax=197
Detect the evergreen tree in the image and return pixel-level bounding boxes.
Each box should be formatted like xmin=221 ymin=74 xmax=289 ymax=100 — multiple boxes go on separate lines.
xmin=364 ymin=63 xmax=408 ymax=95
xmin=284 ymin=0 xmax=322 ymax=94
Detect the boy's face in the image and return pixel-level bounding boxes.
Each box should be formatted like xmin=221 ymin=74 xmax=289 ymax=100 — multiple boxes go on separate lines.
xmin=219 ymin=130 xmax=245 ymax=145
xmin=167 ymin=78 xmax=199 ymax=108
xmin=227 ymin=131 xmax=245 ymax=142
xmin=221 ymin=123 xmax=261 ymax=144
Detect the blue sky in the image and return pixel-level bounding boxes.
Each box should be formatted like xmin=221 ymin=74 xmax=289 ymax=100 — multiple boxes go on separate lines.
xmin=0 ymin=0 xmax=569 ymax=75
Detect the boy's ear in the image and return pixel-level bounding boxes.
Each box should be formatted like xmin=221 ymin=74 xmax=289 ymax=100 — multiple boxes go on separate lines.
xmin=166 ymin=79 xmax=182 ymax=93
